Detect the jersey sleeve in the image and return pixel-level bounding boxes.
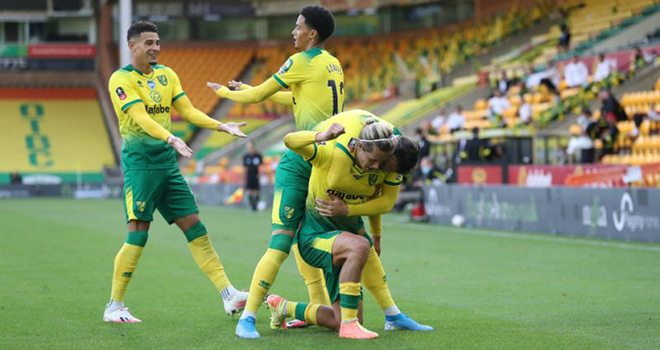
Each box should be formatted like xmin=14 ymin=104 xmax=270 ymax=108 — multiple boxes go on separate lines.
xmin=383 ymin=172 xmax=403 ymax=187
xmin=309 ymin=142 xmax=333 ymax=168
xmin=109 ymin=72 xmax=142 ymax=113
xmin=167 ymin=67 xmax=186 ymax=103
xmin=273 ymin=53 xmax=307 ymax=88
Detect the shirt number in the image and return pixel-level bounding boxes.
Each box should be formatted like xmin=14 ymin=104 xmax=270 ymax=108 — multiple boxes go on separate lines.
xmin=327 ymin=80 xmax=343 ymax=116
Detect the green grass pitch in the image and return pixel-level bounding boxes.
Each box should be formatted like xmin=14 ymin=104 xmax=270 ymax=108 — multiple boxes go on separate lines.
xmin=0 ymin=199 xmax=658 ymax=349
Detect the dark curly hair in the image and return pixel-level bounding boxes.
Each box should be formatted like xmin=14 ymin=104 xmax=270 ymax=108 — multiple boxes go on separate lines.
xmin=393 ymin=137 xmax=420 ymax=174
xmin=127 ymin=21 xmax=158 ymax=42
xmin=300 ymin=5 xmax=335 ymax=43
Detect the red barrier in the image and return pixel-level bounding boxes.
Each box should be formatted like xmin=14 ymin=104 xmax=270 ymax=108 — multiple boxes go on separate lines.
xmin=28 ymin=44 xmax=96 ymax=59
xmin=508 ymin=164 xmax=623 ymax=187
xmin=457 ymin=165 xmax=503 ymax=185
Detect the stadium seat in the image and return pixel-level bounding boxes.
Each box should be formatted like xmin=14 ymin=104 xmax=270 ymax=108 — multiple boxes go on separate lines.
xmin=0 ymin=88 xmax=116 ymax=181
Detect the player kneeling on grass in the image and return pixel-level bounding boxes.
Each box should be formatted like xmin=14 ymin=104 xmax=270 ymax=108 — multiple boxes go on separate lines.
xmin=266 ymin=122 xmax=433 ymax=339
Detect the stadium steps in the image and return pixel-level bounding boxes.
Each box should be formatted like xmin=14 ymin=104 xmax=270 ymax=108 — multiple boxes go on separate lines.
xmin=402 ymin=86 xmax=493 ymax=134
xmin=443 ymin=19 xmax=560 ymax=88
xmin=589 ymin=9 xmax=660 ymax=54
xmin=178 ymin=58 xmax=258 ymax=168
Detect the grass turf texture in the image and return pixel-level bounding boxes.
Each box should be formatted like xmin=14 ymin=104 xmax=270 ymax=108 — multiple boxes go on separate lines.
xmin=0 ymin=199 xmax=658 ymax=350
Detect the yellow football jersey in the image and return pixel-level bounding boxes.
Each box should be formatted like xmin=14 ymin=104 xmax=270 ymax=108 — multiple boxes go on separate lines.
xmin=108 ymin=64 xmax=185 ymax=169
xmin=299 ymin=111 xmax=403 ymax=235
xmin=273 ymin=47 xmax=344 ymax=131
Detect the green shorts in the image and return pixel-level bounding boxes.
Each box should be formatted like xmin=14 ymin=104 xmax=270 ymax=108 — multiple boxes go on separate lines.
xmin=271 ymin=150 xmax=312 ymax=232
xmin=123 ymin=167 xmax=199 ymax=225
xmin=297 ymin=229 xmax=372 ymax=303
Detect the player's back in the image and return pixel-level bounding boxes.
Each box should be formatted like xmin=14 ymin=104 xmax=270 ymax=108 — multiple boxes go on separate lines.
xmin=273 ymin=48 xmax=344 ymax=131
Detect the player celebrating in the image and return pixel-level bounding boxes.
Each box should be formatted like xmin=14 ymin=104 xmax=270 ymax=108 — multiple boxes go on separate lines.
xmin=103 ymin=21 xmax=248 ymax=323
xmin=267 ymin=120 xmax=432 ymax=339
xmin=207 ymin=5 xmax=345 ymax=338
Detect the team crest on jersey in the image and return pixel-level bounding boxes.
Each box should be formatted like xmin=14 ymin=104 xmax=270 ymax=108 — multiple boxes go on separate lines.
xmin=116 ymin=87 xmax=127 ymax=100
xmin=368 ymin=174 xmax=378 ymax=186
xmin=157 ymin=75 xmax=168 ymax=86
xmin=348 ymin=138 xmax=358 ymax=152
xmin=278 ymin=58 xmax=293 ymax=74
xmin=147 ymin=80 xmax=156 ymax=89
xmin=150 ymin=91 xmax=162 ymax=103
xmin=395 ymin=174 xmax=403 ymax=181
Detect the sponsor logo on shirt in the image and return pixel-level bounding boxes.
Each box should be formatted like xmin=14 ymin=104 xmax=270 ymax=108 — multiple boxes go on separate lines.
xmin=327 ymin=189 xmax=365 ymax=201
xmin=116 ymin=87 xmax=127 ymax=100
xmin=150 ymin=91 xmax=162 ymax=103
xmin=145 ymin=104 xmax=170 ymax=115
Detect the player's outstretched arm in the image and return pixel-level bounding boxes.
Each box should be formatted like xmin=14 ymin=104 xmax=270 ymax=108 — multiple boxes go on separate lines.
xmin=207 ymin=77 xmax=282 ymax=104
xmin=283 ymin=123 xmax=345 ymax=159
xmin=126 ymin=104 xmax=193 ymax=158
xmin=229 ymin=80 xmax=293 ymax=107
xmin=173 ymin=95 xmax=247 ymax=138
xmin=173 ymin=94 xmax=221 ymax=130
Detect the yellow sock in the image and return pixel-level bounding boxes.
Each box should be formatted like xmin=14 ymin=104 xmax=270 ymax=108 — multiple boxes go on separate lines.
xmin=292 ymin=244 xmax=331 ymax=305
xmin=361 ymin=247 xmax=395 ymax=310
xmin=286 ymin=302 xmax=322 ymax=325
xmin=339 ymin=281 xmax=361 ymax=322
xmin=110 ymin=231 xmax=148 ymax=301
xmin=285 ymin=300 xmax=298 ymax=318
xmin=245 ymin=248 xmax=288 ymax=314
xmin=304 ymin=303 xmax=321 ymax=325
xmin=186 ymin=222 xmax=231 ymax=291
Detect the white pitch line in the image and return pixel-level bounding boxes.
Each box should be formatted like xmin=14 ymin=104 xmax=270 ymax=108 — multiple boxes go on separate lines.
xmin=384 ymin=221 xmax=660 ymax=252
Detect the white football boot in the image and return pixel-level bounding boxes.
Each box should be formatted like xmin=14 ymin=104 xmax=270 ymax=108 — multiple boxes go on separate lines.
xmin=103 ymin=302 xmax=142 ymax=323
xmin=223 ymin=290 xmax=249 ymax=316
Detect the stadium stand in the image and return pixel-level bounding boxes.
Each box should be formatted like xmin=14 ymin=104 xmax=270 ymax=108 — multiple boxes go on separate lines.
xmin=156 ymin=46 xmax=254 ymax=142
xmin=0 ymin=88 xmax=116 ymax=183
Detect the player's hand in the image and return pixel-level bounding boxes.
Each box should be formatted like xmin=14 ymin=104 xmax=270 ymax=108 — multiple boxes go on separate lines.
xmin=373 ymin=235 xmax=381 ymax=256
xmin=207 ymin=82 xmax=229 ymax=97
xmin=167 ymin=135 xmax=193 ymax=158
xmin=228 ymin=80 xmax=244 ymax=90
xmin=218 ymin=122 xmax=248 ymax=138
xmin=315 ymin=123 xmax=345 ymax=142
xmin=315 ymin=193 xmax=348 ymax=217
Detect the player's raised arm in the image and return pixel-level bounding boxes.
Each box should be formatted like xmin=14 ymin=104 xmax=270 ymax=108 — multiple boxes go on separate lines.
xmin=229 ymin=80 xmax=294 ymax=107
xmin=207 ymin=77 xmax=282 ymax=104
xmin=125 ymin=103 xmax=193 ymax=158
xmin=173 ymin=95 xmax=247 ymax=138
xmin=283 ymin=122 xmax=345 ymax=159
